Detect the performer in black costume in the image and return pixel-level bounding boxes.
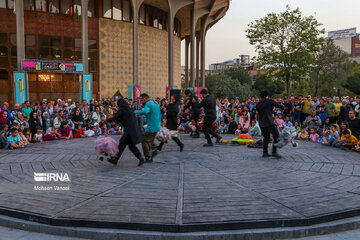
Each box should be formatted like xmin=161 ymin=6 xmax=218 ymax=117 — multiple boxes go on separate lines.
xmin=158 ymin=95 xmax=184 ymax=152
xmin=185 ymin=89 xmax=201 ymax=138
xmin=106 ymin=99 xmax=145 ymax=166
xmin=256 ymin=90 xmax=284 ymax=158
xmin=199 ymin=89 xmax=222 ymax=147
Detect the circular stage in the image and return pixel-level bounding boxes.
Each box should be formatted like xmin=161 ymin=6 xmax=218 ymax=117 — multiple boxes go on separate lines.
xmin=0 ymin=135 xmax=360 ymax=233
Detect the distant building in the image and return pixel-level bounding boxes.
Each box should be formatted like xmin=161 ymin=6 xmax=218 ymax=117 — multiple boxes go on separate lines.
xmin=328 ymin=28 xmax=360 ymax=63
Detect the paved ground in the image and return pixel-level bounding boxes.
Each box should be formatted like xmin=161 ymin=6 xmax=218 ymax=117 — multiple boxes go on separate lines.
xmin=0 ymin=134 xmax=360 ymax=231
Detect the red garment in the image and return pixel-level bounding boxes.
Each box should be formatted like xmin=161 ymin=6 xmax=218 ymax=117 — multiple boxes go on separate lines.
xmin=44 ymin=134 xmax=56 ymax=141
xmin=0 ymin=111 xmax=8 ymax=125
xmin=74 ymin=129 xmax=84 ymax=138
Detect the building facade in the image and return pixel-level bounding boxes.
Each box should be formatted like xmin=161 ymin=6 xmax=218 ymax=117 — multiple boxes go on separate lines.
xmin=329 ymin=28 xmax=360 ymax=62
xmin=0 ymin=0 xmax=230 ymax=105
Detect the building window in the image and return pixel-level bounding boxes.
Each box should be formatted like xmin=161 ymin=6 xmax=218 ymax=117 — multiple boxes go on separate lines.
xmin=139 ymin=4 xmax=145 ymax=24
xmin=113 ymin=0 xmax=122 ymax=20
xmin=74 ymin=0 xmax=81 ymax=16
xmin=61 ymin=0 xmax=71 ymax=14
xmin=49 ymin=0 xmax=59 ymax=13
xmin=7 ymin=0 xmax=14 ymax=9
xmin=122 ymin=0 xmax=130 ymax=21
xmin=103 ymin=0 xmax=111 ymax=18
xmin=0 ymin=0 xmax=6 ymax=8
xmin=88 ymin=0 xmax=94 ymax=17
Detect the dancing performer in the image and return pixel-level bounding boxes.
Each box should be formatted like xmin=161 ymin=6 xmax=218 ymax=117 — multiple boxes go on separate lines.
xmin=199 ymin=89 xmax=222 ymax=147
xmin=185 ymin=89 xmax=201 ymax=138
xmin=158 ymin=95 xmax=184 ymax=152
xmin=135 ymin=93 xmax=161 ymax=162
xmin=256 ymin=90 xmax=284 ymax=158
xmin=106 ymin=99 xmax=145 ymax=166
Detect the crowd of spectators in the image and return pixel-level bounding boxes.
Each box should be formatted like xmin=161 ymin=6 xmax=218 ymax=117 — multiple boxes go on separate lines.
xmin=0 ymin=94 xmax=359 ymax=152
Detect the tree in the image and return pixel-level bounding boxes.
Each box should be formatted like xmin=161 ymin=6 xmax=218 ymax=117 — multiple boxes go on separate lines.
xmin=246 ymin=5 xmax=325 ymax=98
xmin=345 ymin=73 xmax=360 ymax=95
xmin=223 ymin=67 xmax=252 ymax=85
xmin=312 ymin=39 xmax=350 ymax=96
xmin=205 ymin=73 xmax=257 ymax=100
xmin=253 ymin=74 xmax=285 ymax=96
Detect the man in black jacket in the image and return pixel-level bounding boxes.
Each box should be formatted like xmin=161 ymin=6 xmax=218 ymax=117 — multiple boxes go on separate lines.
xmin=199 ymin=89 xmax=222 ymax=146
xmin=185 ymin=89 xmax=201 ymax=138
xmin=257 ymin=91 xmax=284 ymax=158
xmin=106 ymin=99 xmax=145 ymax=166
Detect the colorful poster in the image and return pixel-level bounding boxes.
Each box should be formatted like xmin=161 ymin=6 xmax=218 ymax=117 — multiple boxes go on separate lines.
xmin=134 ymin=86 xmax=141 ymax=100
xmin=14 ymin=72 xmax=27 ymax=105
xmin=128 ymin=86 xmax=134 ymax=100
xmin=82 ymin=74 xmax=92 ymax=104
xmin=21 ymin=60 xmax=83 ymax=73
xmin=166 ymin=87 xmax=171 ymax=100
xmin=197 ymin=88 xmax=204 ymax=98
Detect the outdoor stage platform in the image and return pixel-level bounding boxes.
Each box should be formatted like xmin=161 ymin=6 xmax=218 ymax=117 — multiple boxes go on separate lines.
xmin=0 ymin=134 xmax=360 ymax=238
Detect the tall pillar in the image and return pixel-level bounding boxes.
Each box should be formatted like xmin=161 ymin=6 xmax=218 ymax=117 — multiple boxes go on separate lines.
xmin=196 ymin=33 xmax=200 ymax=87
xmin=190 ymin=8 xmax=196 ymax=88
xmin=15 ymin=0 xmax=25 ymax=70
xmin=168 ymin=10 xmax=174 ymax=88
xmin=185 ymin=37 xmax=190 ymax=88
xmin=81 ymin=0 xmax=89 ymax=74
xmin=200 ymin=23 xmax=206 ymax=88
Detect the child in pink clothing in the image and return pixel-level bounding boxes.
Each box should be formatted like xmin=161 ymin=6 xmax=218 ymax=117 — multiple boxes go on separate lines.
xmin=309 ymin=128 xmax=319 ymax=142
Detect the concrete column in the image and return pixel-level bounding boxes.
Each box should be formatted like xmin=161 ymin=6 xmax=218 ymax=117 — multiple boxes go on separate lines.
xmin=15 ymin=0 xmax=25 ymax=70
xmin=168 ymin=11 xmax=174 ymax=88
xmin=81 ymin=0 xmax=89 ymax=74
xmin=196 ymin=33 xmax=200 ymax=87
xmin=200 ymin=31 xmax=206 ymax=88
xmin=185 ymin=37 xmax=190 ymax=88
xmin=190 ymin=8 xmax=196 ymax=88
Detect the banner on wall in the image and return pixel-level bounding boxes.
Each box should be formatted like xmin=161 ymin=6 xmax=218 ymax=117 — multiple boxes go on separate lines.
xmin=128 ymin=86 xmax=141 ymax=100
xmin=81 ymin=74 xmax=92 ymax=104
xmin=13 ymin=72 xmax=28 ymax=105
xmin=128 ymin=86 xmax=133 ymax=100
xmin=166 ymin=87 xmax=178 ymax=99
xmin=134 ymin=86 xmax=141 ymax=100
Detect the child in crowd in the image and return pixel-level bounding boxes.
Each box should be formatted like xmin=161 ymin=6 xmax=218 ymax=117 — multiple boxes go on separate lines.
xmin=309 ymin=128 xmax=319 ymax=142
xmin=248 ymin=120 xmax=261 ymax=136
xmin=109 ymin=124 xmax=123 ymax=135
xmin=55 ymin=122 xmax=72 ymax=139
xmin=0 ymin=124 xmax=8 ymax=149
xmin=44 ymin=127 xmax=57 ymax=141
xmin=74 ymin=124 xmax=87 ymax=138
xmin=333 ymin=130 xmax=358 ymax=150
xmin=294 ymin=121 xmax=301 ymax=134
xmin=18 ymin=126 xmax=30 ymax=145
xmin=235 ymin=123 xmax=243 ymax=135
xmin=99 ymin=122 xmax=108 ymax=135
xmin=7 ymin=128 xmax=24 ymax=149
xmin=284 ymin=116 xmax=293 ymax=128
xmin=34 ymin=127 xmax=43 ymax=143
xmin=298 ymin=126 xmax=309 ymax=140
xmin=218 ymin=121 xmax=227 ymax=134
xmin=339 ymin=121 xmax=351 ymax=138
xmin=85 ymin=125 xmax=96 ymax=137
xmin=238 ymin=110 xmax=250 ymax=133
xmin=23 ymin=128 xmax=32 ymax=143
xmin=227 ymin=115 xmax=237 ymax=134
xmin=322 ymin=124 xmax=339 ymax=145
xmin=275 ymin=113 xmax=285 ymax=129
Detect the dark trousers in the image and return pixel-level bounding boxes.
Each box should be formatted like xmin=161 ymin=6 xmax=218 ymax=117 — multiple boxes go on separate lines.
xmin=117 ymin=133 xmax=142 ymax=160
xmin=158 ymin=136 xmax=183 ymax=150
xmin=191 ymin=113 xmax=200 ymax=135
xmin=203 ymin=116 xmax=221 ymax=144
xmin=260 ymin=125 xmax=280 ymax=154
xmin=142 ymin=132 xmax=157 ymax=159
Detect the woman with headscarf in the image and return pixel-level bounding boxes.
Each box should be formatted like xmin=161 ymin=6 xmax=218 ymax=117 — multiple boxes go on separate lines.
xmin=71 ymin=108 xmax=84 ymax=130
xmin=157 ymin=95 xmax=184 ymax=152
xmin=28 ymin=111 xmax=40 ymax=134
xmin=0 ymin=110 xmax=10 ymax=128
xmin=106 ymin=99 xmax=145 ymax=166
xmin=14 ymin=112 xmax=29 ymax=129
xmin=36 ymin=109 xmax=46 ymax=133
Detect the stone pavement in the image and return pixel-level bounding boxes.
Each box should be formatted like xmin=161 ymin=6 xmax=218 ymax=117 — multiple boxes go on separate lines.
xmin=0 ymin=134 xmax=359 ymax=232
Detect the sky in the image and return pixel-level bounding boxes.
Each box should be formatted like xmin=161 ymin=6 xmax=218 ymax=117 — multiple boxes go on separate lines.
xmin=181 ymin=0 xmax=360 ymax=69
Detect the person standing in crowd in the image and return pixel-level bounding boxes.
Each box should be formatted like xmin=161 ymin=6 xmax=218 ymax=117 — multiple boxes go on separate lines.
xmin=135 ymin=93 xmax=161 ymax=162
xmin=158 ymin=95 xmax=184 ymax=152
xmin=184 ymin=89 xmax=201 ymax=138
xmin=21 ymin=101 xmax=33 ymax=118
xmin=348 ymin=110 xmax=360 ymax=140
xmin=107 ymin=99 xmax=145 ymax=166
xmin=339 ymin=99 xmax=351 ymax=123
xmin=256 ymin=90 xmax=284 ymax=158
xmin=301 ymin=95 xmax=314 ymax=123
xmin=333 ymin=96 xmax=342 ymax=123
xmin=199 ymin=89 xmax=222 ymax=147
xmin=324 ymin=97 xmax=335 ymax=123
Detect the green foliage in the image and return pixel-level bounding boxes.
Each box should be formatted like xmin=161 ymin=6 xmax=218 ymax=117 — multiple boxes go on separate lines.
xmin=223 ymin=68 xmax=252 ymax=85
xmin=345 ymin=73 xmax=360 ymax=95
xmin=253 ymin=75 xmax=285 ymax=96
xmin=205 ymin=73 xmax=257 ymax=100
xmin=246 ymin=5 xmax=325 ymax=98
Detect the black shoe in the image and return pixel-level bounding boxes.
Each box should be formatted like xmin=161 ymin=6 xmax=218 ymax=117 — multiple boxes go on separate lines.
xmin=262 ymin=152 xmax=271 ymax=158
xmin=216 ymin=137 xmax=222 ymax=143
xmin=107 ymin=157 xmax=118 ymax=165
xmin=179 ymin=144 xmax=184 ymax=152
xmin=271 ymin=152 xmax=282 ymax=159
xmin=157 ymin=145 xmax=163 ymax=151
xmin=203 ymin=143 xmax=214 ymax=147
xmin=151 ymin=150 xmax=158 ymax=160
xmin=137 ymin=158 xmax=145 ymax=166
xmin=145 ymin=158 xmax=152 ymax=163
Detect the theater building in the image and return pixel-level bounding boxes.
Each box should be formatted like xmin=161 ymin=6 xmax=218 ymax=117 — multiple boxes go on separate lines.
xmin=0 ymin=0 xmax=229 ymax=105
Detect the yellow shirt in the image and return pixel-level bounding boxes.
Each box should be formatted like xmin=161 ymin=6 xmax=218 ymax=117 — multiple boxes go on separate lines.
xmin=334 ymin=103 xmax=342 ymax=116
xmin=302 ymin=101 xmax=314 ymax=114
